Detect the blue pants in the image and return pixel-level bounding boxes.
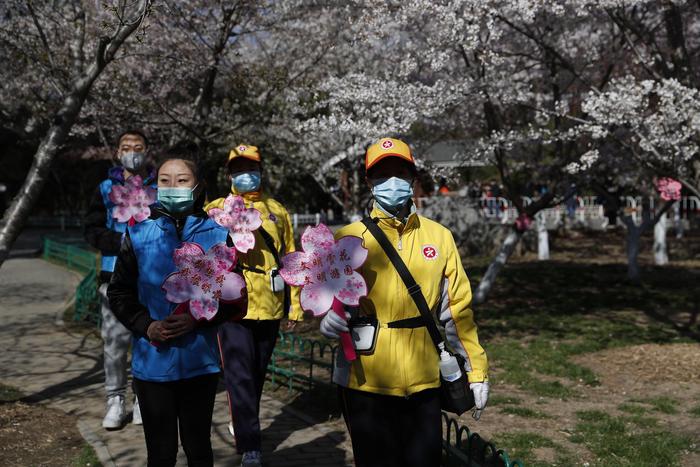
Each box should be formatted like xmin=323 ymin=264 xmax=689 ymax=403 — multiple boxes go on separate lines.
xmin=218 ymin=319 xmax=280 ymax=453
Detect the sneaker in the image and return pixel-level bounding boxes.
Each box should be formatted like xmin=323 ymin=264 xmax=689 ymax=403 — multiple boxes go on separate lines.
xmin=132 ymin=397 xmax=142 ymax=425
xmin=241 ymin=450 xmax=262 ymax=467
xmin=102 ymin=395 xmax=127 ymax=430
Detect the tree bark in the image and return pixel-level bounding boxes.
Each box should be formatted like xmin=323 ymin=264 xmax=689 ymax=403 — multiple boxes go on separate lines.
xmin=654 ymin=211 xmax=669 ymax=265
xmin=621 ymin=200 xmax=676 ymax=283
xmin=537 ymin=213 xmax=550 ymax=261
xmin=625 ymin=219 xmax=643 ymax=282
xmin=0 ymin=0 xmax=150 ymax=267
xmin=473 ymin=229 xmax=523 ymax=305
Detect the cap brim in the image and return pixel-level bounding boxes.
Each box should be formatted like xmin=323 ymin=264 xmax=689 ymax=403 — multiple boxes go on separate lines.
xmin=227 ymin=154 xmax=261 ymax=164
xmin=366 ymin=153 xmax=414 ymax=171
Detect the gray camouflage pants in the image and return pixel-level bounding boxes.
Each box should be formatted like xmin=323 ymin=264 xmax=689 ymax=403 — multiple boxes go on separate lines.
xmin=99 ymin=283 xmax=131 ymax=399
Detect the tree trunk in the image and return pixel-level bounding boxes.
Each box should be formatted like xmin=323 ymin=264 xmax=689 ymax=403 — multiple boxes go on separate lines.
xmin=0 ymin=0 xmax=150 ymax=267
xmin=621 ymin=200 xmax=675 ymax=283
xmin=537 ymin=214 xmax=549 ymax=260
xmin=473 ymin=229 xmax=523 ymax=304
xmin=626 ymin=223 xmax=642 ymax=282
xmin=654 ymin=212 xmax=668 ymax=265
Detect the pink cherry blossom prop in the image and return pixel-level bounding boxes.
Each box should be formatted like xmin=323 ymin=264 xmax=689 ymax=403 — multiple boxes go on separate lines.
xmin=109 ymin=175 xmax=156 ymax=226
xmin=279 ymin=223 xmax=368 ymax=361
xmin=208 ymin=194 xmax=263 ymax=253
xmin=656 ymin=178 xmax=682 ymax=201
xmin=161 ymin=242 xmax=246 ymax=321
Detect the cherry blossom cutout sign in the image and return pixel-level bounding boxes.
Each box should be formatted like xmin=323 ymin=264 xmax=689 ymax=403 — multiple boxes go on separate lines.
xmin=162 ymin=242 xmax=246 ymax=321
xmin=279 ymin=224 xmax=368 ymax=361
xmin=109 ymin=175 xmax=156 ymax=226
xmin=208 ymin=194 xmax=263 ymax=253
xmin=656 ymin=178 xmax=682 ymax=201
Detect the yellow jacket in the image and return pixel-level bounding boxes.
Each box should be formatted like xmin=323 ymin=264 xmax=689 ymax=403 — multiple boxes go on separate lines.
xmin=205 ymin=190 xmax=303 ymax=321
xmin=333 ymin=206 xmax=488 ymax=396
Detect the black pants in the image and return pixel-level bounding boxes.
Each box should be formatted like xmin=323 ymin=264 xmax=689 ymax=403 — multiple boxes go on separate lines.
xmin=339 ymin=386 xmax=442 ymax=467
xmin=133 ymin=373 xmax=219 ymax=467
xmin=218 ymin=319 xmax=280 ymax=453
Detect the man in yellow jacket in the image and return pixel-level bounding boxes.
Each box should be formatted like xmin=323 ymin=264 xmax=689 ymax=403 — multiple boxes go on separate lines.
xmin=205 ymin=144 xmax=303 ymax=467
xmin=320 ymin=137 xmax=489 ymax=467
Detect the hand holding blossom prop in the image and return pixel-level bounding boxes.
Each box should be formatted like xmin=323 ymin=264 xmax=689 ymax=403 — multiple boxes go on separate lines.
xmin=207 ymin=194 xmax=263 ymax=253
xmin=161 ymin=242 xmax=246 ymax=322
xmin=279 ymin=224 xmax=368 ymax=361
xmin=109 ymin=175 xmax=157 ymax=226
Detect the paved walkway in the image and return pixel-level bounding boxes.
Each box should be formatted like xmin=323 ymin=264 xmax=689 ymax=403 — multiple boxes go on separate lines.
xmin=0 ymin=257 xmax=353 ymax=466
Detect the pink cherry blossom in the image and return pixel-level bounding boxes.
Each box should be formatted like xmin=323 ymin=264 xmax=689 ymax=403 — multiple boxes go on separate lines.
xmin=109 ymin=175 xmax=156 ymax=226
xmin=279 ymin=223 xmax=367 ymax=316
xmin=656 ymin=178 xmax=682 ymax=201
xmin=162 ymin=242 xmax=246 ymax=321
xmin=208 ymin=194 xmax=263 ymax=253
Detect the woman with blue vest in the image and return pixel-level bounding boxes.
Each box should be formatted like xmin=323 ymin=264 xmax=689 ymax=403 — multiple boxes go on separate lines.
xmin=108 ymin=157 xmax=245 ymax=467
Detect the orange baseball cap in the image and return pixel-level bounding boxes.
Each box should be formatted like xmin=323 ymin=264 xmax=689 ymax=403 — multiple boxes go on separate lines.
xmin=227 ymin=144 xmax=261 ymax=163
xmin=365 ymin=137 xmax=414 ymax=171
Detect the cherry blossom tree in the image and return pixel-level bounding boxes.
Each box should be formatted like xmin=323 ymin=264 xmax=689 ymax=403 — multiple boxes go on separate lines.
xmin=0 ymin=0 xmax=151 ymax=267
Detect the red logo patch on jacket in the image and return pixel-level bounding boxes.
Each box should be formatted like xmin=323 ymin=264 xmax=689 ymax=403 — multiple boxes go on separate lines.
xmin=422 ymin=245 xmax=438 ymax=260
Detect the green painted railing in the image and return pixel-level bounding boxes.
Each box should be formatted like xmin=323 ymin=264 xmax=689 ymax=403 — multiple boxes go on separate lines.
xmin=43 ymin=238 xmax=521 ymax=466
xmin=43 ymin=237 xmax=101 ymax=325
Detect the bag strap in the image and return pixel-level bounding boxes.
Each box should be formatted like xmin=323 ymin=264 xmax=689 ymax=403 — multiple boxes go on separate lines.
xmin=258 ymin=226 xmax=291 ymax=316
xmin=361 ymin=217 xmax=444 ymax=352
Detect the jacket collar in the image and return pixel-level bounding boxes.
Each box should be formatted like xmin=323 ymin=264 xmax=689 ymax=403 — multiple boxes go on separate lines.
xmin=108 ymin=166 xmax=156 ymax=185
xmin=230 ymin=186 xmax=265 ymax=203
xmin=369 ymin=202 xmax=419 ymax=233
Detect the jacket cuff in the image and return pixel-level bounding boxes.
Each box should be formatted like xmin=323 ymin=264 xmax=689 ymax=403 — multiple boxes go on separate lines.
xmin=467 ymin=370 xmax=488 ymax=383
xmin=132 ymin=310 xmax=154 ymax=337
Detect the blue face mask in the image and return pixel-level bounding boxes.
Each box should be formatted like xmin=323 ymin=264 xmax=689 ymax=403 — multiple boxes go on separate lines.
xmin=232 ymin=171 xmax=261 ymax=193
xmin=371 ymin=177 xmax=413 ymax=214
xmin=158 ymin=185 xmax=197 ymax=214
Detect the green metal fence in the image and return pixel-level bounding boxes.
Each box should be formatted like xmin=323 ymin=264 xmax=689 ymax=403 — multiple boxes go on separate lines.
xmin=43 ymin=237 xmax=522 ymax=466
xmin=43 ymin=236 xmax=101 ymax=324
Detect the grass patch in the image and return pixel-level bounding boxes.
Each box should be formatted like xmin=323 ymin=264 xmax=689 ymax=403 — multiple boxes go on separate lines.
xmin=492 ymin=432 xmax=574 ymax=467
xmin=642 ymin=396 xmax=679 ymax=414
xmin=690 ymin=404 xmax=700 ymax=418
xmin=618 ymin=402 xmax=647 ymax=415
xmin=570 ymin=410 xmax=691 ymax=466
xmin=71 ymin=444 xmax=102 ymax=467
xmin=500 ymin=406 xmax=552 ymax=419
xmin=488 ymin=395 xmax=522 ymax=406
xmin=0 ymin=383 xmax=23 ymax=402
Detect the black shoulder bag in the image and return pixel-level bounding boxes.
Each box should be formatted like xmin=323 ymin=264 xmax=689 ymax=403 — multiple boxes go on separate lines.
xmin=361 ymin=217 xmax=475 ymax=415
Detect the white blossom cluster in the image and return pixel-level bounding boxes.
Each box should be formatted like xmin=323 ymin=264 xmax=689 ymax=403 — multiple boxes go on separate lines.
xmin=582 ymin=77 xmax=700 ymax=166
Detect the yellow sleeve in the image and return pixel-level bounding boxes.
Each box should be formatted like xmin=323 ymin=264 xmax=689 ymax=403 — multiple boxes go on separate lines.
xmin=439 ymin=231 xmax=488 ymax=382
xmin=282 ymin=209 xmax=304 ymax=321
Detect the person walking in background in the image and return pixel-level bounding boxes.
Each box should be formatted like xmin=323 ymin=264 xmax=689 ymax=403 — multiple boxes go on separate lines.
xmin=84 ymin=129 xmax=154 ymax=429
xmin=108 ymin=157 xmax=245 ymax=466
xmin=205 ymin=144 xmax=303 ymax=467
xmin=320 ymin=138 xmax=489 ymax=467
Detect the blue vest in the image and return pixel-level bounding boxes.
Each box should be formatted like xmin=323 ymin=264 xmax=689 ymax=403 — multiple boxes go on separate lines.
xmin=99 ymin=169 xmax=156 ymax=273
xmin=128 ymin=215 xmax=229 ymax=382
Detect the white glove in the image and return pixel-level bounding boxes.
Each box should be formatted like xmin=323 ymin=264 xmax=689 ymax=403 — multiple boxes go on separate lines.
xmin=470 ymin=382 xmax=490 ymax=420
xmin=319 ymin=311 xmax=350 ymax=339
